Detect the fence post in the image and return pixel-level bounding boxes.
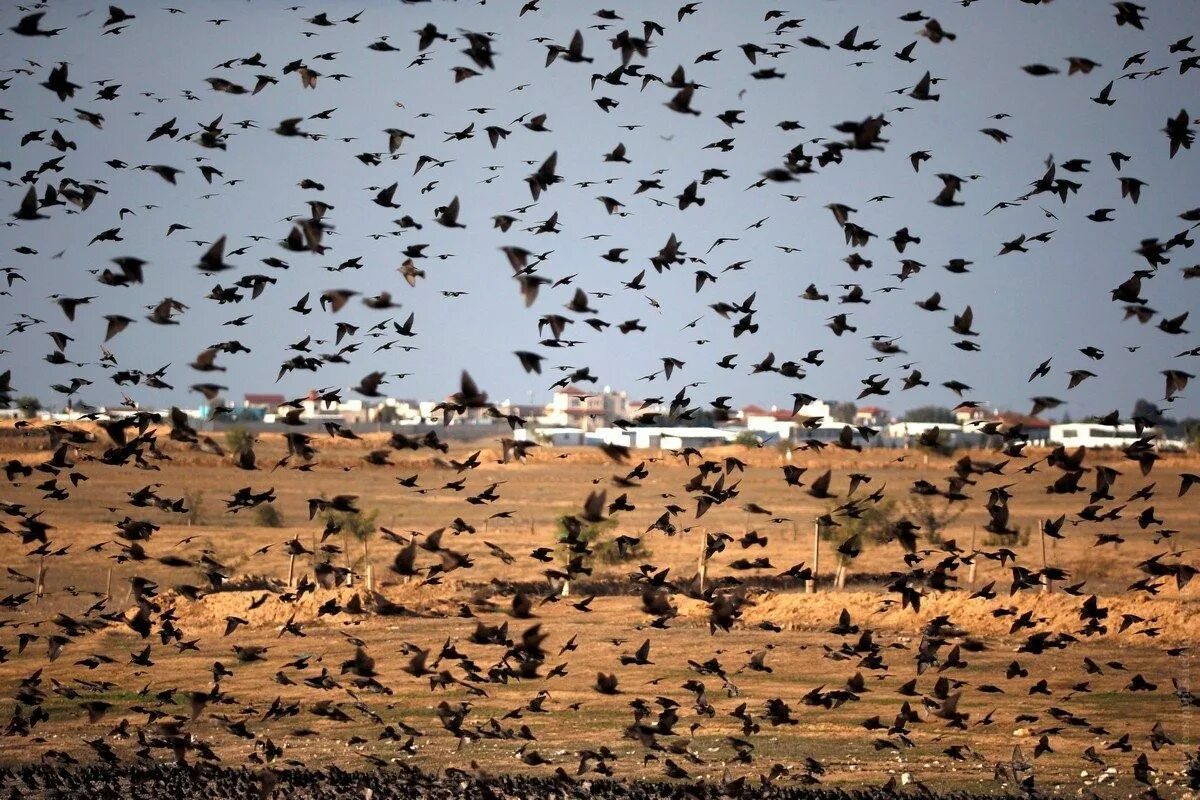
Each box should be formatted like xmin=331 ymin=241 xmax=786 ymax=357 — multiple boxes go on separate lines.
xmin=362 ymin=538 xmax=371 ymax=590
xmin=697 ymin=530 xmax=708 ymax=594
xmin=34 ymin=556 xmax=45 ymax=605
xmin=806 ymin=519 xmax=820 ymax=593
xmin=967 ymin=526 xmax=977 ymax=588
xmin=287 ymin=554 xmax=296 ymax=588
xmin=105 ymin=567 xmax=113 ymax=601
xmin=1040 ymin=526 xmax=1051 ymax=594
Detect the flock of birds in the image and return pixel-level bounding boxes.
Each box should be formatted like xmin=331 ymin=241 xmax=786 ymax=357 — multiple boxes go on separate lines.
xmin=1 ymin=1 xmax=1199 ymax=798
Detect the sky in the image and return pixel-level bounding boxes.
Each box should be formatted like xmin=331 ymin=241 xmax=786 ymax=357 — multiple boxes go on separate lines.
xmin=1 ymin=0 xmax=1198 ymax=421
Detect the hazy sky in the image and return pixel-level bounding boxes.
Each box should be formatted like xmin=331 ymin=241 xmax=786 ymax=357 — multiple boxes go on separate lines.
xmin=2 ymin=0 xmax=1198 ymax=420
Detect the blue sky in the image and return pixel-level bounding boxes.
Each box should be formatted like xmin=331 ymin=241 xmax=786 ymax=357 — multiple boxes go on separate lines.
xmin=2 ymin=0 xmax=1198 ymax=420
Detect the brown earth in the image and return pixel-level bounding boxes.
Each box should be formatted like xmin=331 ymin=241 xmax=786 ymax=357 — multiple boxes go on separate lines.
xmin=0 ymin=425 xmax=1197 ymax=795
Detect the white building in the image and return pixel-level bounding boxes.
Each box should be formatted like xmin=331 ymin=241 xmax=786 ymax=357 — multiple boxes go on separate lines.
xmin=741 ymin=401 xmax=831 ymax=441
xmin=516 ymin=425 xmax=736 ymax=450
xmin=631 ymin=426 xmax=737 ymax=450
xmin=1048 ymin=422 xmax=1184 ymax=449
xmin=515 ymin=427 xmax=588 ymax=446
xmin=540 ymin=385 xmax=631 ymax=431
xmin=885 ymin=421 xmax=965 ymax=446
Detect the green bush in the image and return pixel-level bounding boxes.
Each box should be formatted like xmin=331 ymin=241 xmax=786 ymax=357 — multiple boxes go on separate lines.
xmin=900 ymin=493 xmax=964 ymax=546
xmin=321 ymin=506 xmax=378 ymax=541
xmin=553 ymin=511 xmax=647 ymax=565
xmin=553 ymin=513 xmax=622 ymax=566
xmin=821 ymin=498 xmax=897 ymax=546
xmin=15 ymin=396 xmax=41 ymax=419
xmin=733 ymin=431 xmax=761 ymax=448
xmin=554 ymin=513 xmax=617 ymax=545
xmin=592 ymin=536 xmax=651 ymax=565
xmin=254 ymin=504 xmax=284 ymax=528
xmin=825 ymin=495 xmax=966 ymax=550
xmin=224 ymin=425 xmax=255 ymax=454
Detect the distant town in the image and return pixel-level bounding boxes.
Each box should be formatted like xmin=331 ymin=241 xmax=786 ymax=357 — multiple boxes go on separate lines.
xmin=3 ymin=384 xmax=1192 ymax=453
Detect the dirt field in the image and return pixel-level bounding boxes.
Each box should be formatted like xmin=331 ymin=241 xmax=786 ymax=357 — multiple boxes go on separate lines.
xmin=0 ymin=425 xmax=1197 ymax=795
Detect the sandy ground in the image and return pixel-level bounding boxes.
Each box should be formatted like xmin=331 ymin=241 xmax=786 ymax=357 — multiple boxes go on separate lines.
xmin=0 ymin=426 xmax=1197 ymax=794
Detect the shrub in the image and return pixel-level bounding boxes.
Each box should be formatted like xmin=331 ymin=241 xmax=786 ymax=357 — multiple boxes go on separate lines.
xmin=821 ymin=498 xmax=897 ymax=545
xmin=592 ymin=536 xmax=651 ymax=565
xmin=554 ymin=513 xmax=617 ymax=546
xmin=224 ymin=425 xmax=255 ymax=454
xmin=254 ymin=504 xmax=284 ymax=528
xmin=553 ymin=513 xmax=623 ymax=567
xmin=900 ymin=493 xmax=965 ymax=546
xmin=733 ymin=431 xmax=761 ymax=448
xmin=982 ymin=525 xmax=1031 ymax=548
xmin=321 ymin=505 xmax=378 ymax=541
xmin=15 ymin=396 xmax=41 ymax=419
xmin=183 ymin=490 xmax=205 ymax=525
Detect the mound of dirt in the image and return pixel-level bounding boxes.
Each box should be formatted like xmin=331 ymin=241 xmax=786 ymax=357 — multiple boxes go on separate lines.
xmin=165 ymin=579 xmax=463 ymax=633
xmin=676 ymin=588 xmax=1200 ymax=644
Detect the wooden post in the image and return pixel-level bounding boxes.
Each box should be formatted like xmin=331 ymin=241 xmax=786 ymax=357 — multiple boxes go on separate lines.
xmin=344 ymin=530 xmax=353 ymax=588
xmin=807 ymin=520 xmax=820 ymax=594
xmin=835 ymin=556 xmax=847 ymax=590
xmin=362 ymin=538 xmax=370 ymax=590
xmin=1040 ymin=526 xmax=1051 ymax=594
xmin=967 ymin=526 xmax=978 ymax=588
xmin=287 ymin=554 xmax=296 ymax=588
xmin=105 ymin=567 xmax=113 ymax=601
xmin=697 ymin=531 xmax=708 ymax=594
xmin=34 ymin=556 xmax=45 ymax=605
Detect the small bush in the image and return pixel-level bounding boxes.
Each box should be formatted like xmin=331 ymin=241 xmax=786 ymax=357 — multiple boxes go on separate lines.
xmin=821 ymin=498 xmax=897 ymax=545
xmin=554 ymin=513 xmax=617 ymax=545
xmin=733 ymin=431 xmax=761 ymax=448
xmin=554 ymin=513 xmax=620 ymax=567
xmin=15 ymin=396 xmax=41 ymax=419
xmin=254 ymin=504 xmax=284 ymax=528
xmin=183 ymin=490 xmax=205 ymax=525
xmin=592 ymin=536 xmax=651 ymax=565
xmin=224 ymin=425 xmax=255 ymax=454
xmin=982 ymin=525 xmax=1031 ymax=548
xmin=321 ymin=506 xmax=378 ymax=541
xmin=900 ymin=493 xmax=964 ymax=546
